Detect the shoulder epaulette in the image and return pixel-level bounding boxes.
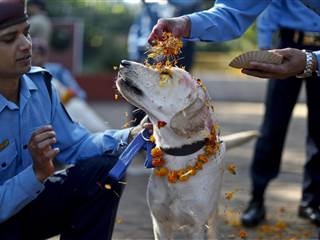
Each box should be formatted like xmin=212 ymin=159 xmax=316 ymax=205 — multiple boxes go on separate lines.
xmin=27 ymin=66 xmax=53 ymax=101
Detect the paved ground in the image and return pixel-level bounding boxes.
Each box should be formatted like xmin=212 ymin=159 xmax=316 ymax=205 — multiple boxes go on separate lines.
xmin=89 ymin=100 xmax=318 ymax=240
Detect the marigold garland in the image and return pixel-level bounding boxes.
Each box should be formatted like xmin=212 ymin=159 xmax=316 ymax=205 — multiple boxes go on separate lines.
xmin=151 ymin=124 xmax=220 ymax=183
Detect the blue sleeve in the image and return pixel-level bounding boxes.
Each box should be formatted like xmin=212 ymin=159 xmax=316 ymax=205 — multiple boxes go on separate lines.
xmin=49 ymin=83 xmax=132 ymax=165
xmin=168 ymin=0 xmax=201 ymax=7
xmin=0 ymin=166 xmax=44 ymax=223
xmin=257 ymin=0 xmax=282 ymax=49
xmin=186 ymin=0 xmax=271 ymax=42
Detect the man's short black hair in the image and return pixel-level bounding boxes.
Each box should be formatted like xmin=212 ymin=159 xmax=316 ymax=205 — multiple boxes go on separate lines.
xmin=28 ymin=0 xmax=46 ymax=10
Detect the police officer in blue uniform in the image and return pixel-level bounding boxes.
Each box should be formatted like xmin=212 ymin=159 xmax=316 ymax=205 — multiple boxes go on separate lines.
xmin=147 ymin=0 xmax=320 ymax=230
xmin=0 ymin=1 xmax=140 ymax=239
xmin=241 ymin=0 xmax=320 ymax=227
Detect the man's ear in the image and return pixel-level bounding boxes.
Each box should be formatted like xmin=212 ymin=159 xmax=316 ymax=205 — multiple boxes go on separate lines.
xmin=170 ymin=98 xmax=209 ymax=137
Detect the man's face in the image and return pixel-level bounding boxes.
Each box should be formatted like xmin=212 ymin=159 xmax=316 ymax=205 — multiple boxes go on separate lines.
xmin=0 ymin=21 xmax=32 ymax=78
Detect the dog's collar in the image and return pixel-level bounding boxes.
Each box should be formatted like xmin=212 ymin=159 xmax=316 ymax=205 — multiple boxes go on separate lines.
xmin=160 ymin=139 xmax=206 ymax=156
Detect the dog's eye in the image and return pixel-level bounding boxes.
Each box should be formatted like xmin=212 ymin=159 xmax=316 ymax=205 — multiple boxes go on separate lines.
xmin=160 ymin=70 xmax=172 ymax=78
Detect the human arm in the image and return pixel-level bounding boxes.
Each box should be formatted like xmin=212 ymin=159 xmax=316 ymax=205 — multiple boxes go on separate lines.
xmin=241 ymin=48 xmax=319 ymax=79
xmin=0 ymin=125 xmax=59 ymax=223
xmin=0 ymin=166 xmax=45 ymax=223
xmin=257 ymin=0 xmax=282 ymax=49
xmin=148 ymin=0 xmax=271 ymax=43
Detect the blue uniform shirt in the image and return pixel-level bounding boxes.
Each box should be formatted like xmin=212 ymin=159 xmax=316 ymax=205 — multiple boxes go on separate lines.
xmin=186 ymin=0 xmax=320 ymax=73
xmin=257 ymin=0 xmax=320 ymax=49
xmin=0 ymin=67 xmax=131 ymax=223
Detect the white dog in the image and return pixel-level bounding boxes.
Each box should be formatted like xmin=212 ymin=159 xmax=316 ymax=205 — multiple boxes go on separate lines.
xmin=116 ymin=60 xmax=257 ymax=239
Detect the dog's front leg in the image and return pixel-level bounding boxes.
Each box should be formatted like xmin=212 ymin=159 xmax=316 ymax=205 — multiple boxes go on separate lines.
xmin=151 ymin=213 xmax=173 ymax=240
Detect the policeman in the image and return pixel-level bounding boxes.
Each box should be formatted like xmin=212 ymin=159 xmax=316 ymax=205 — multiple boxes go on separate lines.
xmin=241 ymin=0 xmax=320 ymax=227
xmin=0 ymin=1 xmax=140 ymax=239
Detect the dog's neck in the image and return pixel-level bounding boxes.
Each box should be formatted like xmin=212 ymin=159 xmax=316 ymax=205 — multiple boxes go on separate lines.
xmin=151 ymin=112 xmax=214 ymax=151
xmin=160 ymin=138 xmax=206 ymax=156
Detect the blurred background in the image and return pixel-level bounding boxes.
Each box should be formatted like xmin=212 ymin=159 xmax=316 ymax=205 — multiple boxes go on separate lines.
xmin=43 ymin=0 xmax=259 ymax=105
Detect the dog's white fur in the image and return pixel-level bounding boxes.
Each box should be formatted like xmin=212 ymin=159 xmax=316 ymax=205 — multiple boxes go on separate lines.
xmin=117 ymin=61 xmax=228 ymax=239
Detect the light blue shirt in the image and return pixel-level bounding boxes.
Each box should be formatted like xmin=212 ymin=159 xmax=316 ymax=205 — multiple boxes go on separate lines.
xmin=257 ymin=0 xmax=320 ymax=49
xmin=0 ymin=67 xmax=131 ymax=223
xmin=186 ymin=0 xmax=320 ymax=72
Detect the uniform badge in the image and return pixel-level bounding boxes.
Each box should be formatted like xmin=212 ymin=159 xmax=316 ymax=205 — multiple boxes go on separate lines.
xmin=0 ymin=139 xmax=9 ymax=151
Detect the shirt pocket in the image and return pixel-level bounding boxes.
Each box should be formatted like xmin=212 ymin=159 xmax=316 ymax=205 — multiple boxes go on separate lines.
xmin=0 ymin=139 xmax=17 ymax=171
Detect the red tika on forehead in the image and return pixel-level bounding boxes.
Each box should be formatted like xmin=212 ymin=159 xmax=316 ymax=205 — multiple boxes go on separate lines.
xmin=0 ymin=0 xmax=27 ymax=30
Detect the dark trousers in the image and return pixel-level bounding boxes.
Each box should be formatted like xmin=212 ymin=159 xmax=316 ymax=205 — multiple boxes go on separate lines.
xmin=251 ymin=30 xmax=320 ymax=208
xmin=0 ymin=155 xmax=125 ymax=240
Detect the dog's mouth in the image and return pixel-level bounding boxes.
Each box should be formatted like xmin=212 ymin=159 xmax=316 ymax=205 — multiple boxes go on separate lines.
xmin=117 ymin=74 xmax=143 ymax=97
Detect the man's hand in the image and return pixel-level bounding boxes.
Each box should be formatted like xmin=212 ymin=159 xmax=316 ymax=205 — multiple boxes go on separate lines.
xmin=28 ymin=125 xmax=60 ymax=182
xmin=148 ymin=16 xmax=191 ymax=44
xmin=241 ymin=48 xmax=306 ymax=79
xmin=129 ymin=116 xmax=153 ymax=142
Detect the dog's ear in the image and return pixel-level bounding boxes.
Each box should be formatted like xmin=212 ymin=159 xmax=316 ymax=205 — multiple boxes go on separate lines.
xmin=170 ymin=98 xmax=209 ymax=137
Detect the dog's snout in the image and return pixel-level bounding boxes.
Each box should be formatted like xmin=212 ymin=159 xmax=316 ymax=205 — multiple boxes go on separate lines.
xmin=120 ymin=60 xmax=131 ymax=67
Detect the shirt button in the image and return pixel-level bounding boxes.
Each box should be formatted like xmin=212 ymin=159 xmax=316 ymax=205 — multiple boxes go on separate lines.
xmin=23 ymin=145 xmax=28 ymax=149
xmin=1 ymin=162 xmax=6 ymax=168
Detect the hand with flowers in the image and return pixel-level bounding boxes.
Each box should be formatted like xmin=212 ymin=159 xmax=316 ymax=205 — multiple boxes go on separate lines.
xmin=148 ymin=16 xmax=191 ymax=44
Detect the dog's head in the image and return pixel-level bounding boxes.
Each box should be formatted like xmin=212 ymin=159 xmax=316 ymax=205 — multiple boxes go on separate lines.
xmin=116 ymin=60 xmax=213 ymax=137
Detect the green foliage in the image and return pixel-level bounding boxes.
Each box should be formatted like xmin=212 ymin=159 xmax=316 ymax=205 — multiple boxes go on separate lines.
xmin=44 ymin=0 xmax=258 ymax=72
xmin=46 ymin=0 xmax=135 ymax=73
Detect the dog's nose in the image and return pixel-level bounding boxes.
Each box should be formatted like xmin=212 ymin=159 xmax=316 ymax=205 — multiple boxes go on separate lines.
xmin=120 ymin=60 xmax=131 ymax=67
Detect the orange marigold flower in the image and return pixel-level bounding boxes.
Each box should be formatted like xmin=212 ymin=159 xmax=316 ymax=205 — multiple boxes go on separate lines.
xmin=211 ymin=125 xmax=217 ymax=135
xmin=179 ymin=174 xmax=189 ymax=182
xmin=155 ymin=167 xmax=169 ymax=177
xmin=225 ymin=191 xmax=234 ymax=200
xmin=196 ymin=79 xmax=202 ymax=85
xmin=151 ymin=147 xmax=163 ymax=158
xmin=157 ymin=120 xmax=167 ymax=129
xmin=152 ymin=158 xmax=165 ymax=167
xmin=186 ymin=166 xmax=197 ymax=176
xmin=168 ymin=171 xmax=178 ymax=183
xmin=194 ymin=161 xmax=203 ymax=170
xmin=177 ymin=169 xmax=185 ymax=177
xmin=275 ymin=220 xmax=287 ymax=230
xmin=239 ymin=230 xmax=247 ymax=239
xmin=204 ymin=145 xmax=215 ymax=156
xmin=227 ymin=164 xmax=237 ymax=175
xmin=198 ymin=154 xmax=209 ymax=163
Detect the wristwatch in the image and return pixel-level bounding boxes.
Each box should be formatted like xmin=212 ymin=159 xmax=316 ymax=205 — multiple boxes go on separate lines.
xmin=296 ymin=50 xmax=314 ymax=78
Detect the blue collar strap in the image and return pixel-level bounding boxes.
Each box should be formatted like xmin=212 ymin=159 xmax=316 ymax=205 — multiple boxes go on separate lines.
xmin=108 ymin=129 xmax=155 ymax=181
